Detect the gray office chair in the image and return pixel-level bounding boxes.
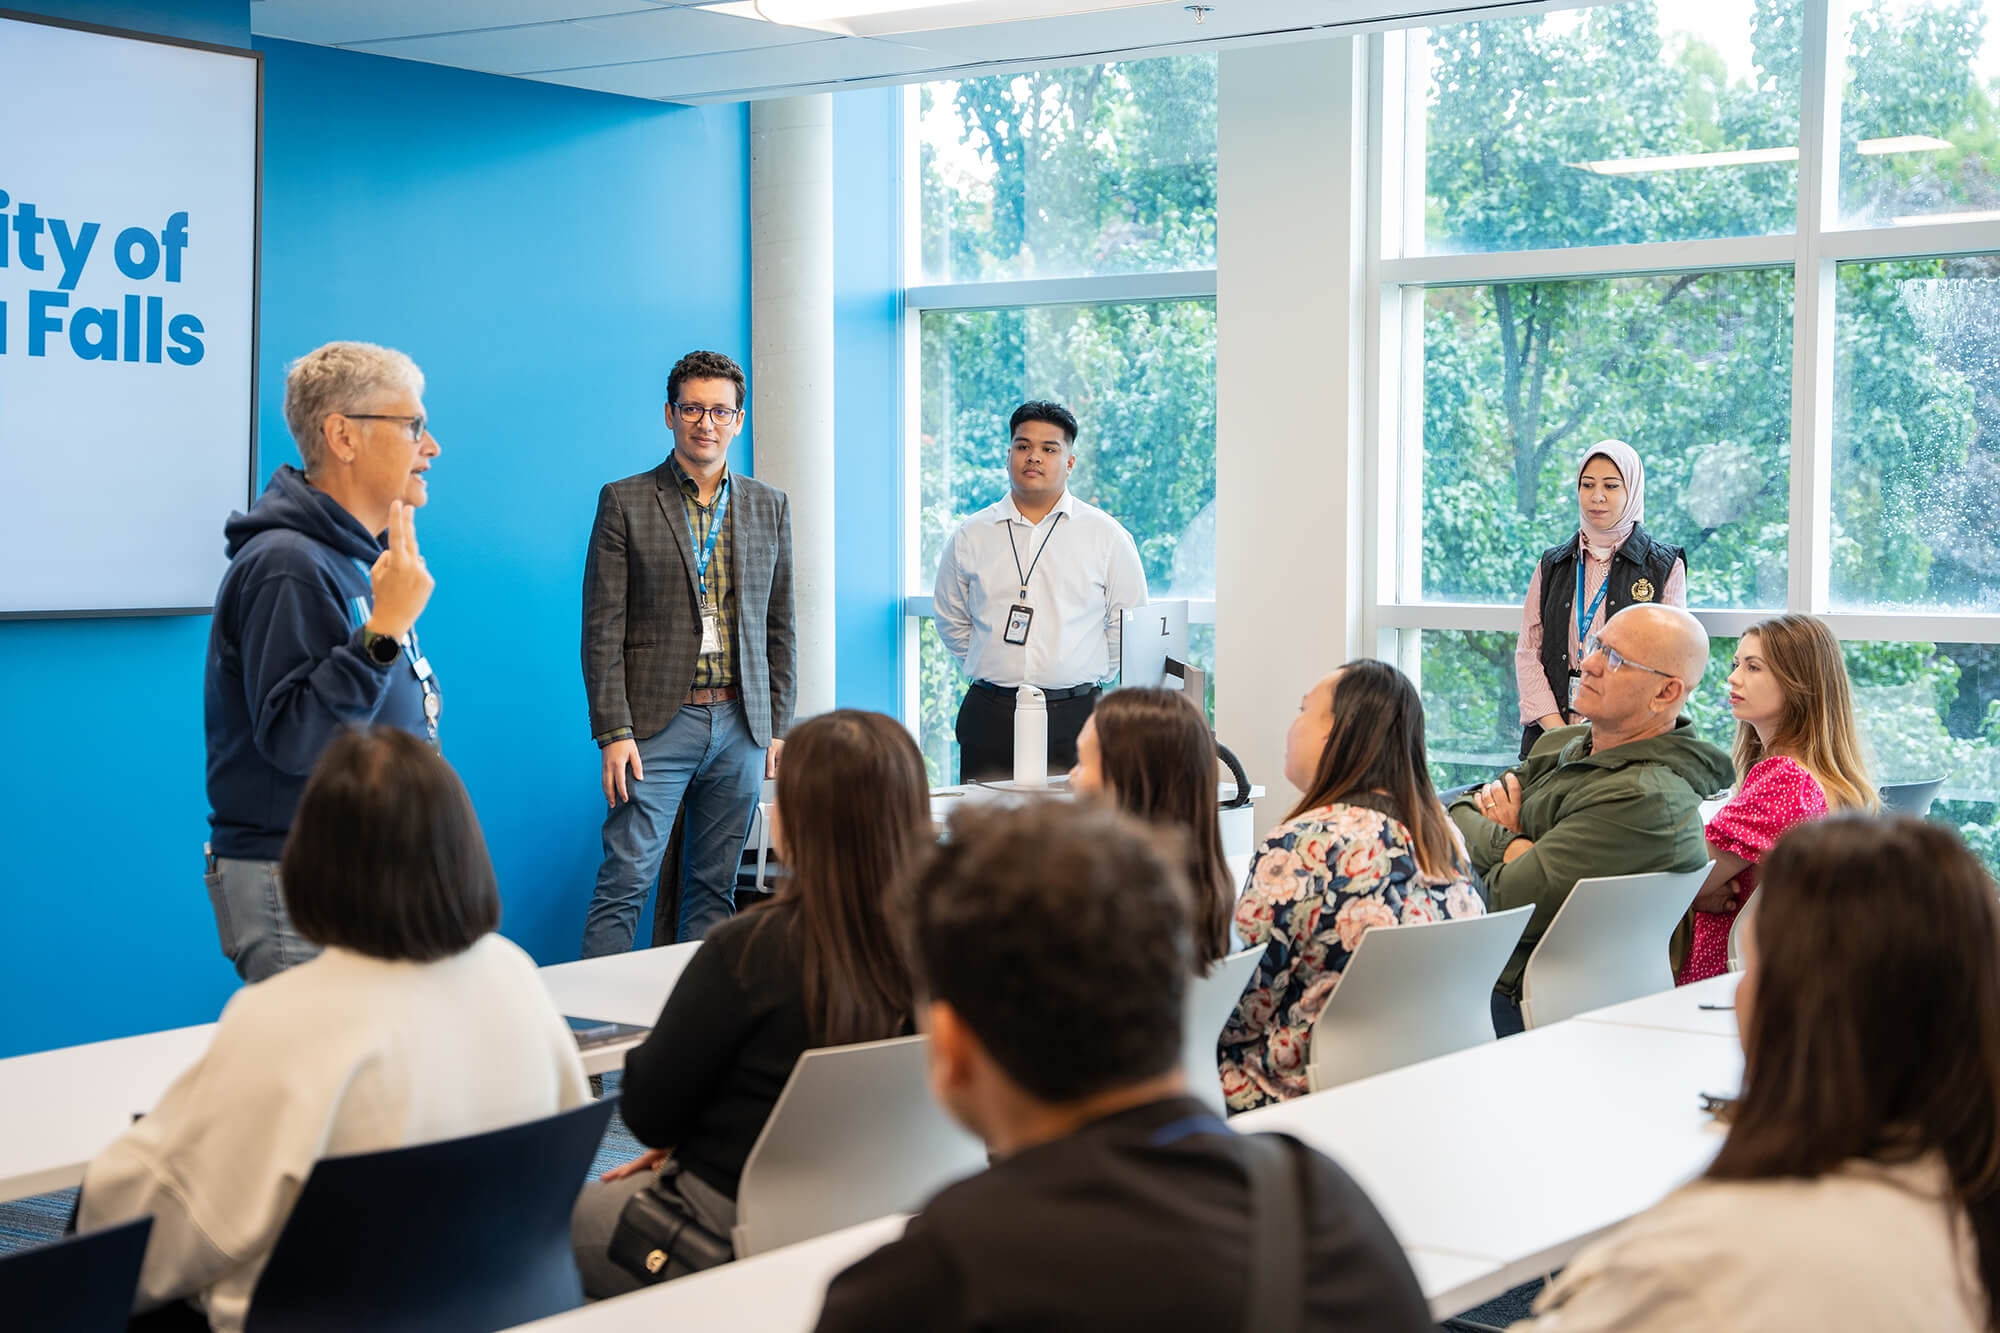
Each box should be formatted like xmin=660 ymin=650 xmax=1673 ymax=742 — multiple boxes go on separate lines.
xmin=732 ymin=1035 xmax=987 ymax=1258
xmin=1519 ymin=865 xmax=1711 ymax=1028
xmin=1306 ymin=905 xmax=1533 ymax=1091
xmin=1880 ymin=778 xmax=1945 ymax=817
xmin=1185 ymin=945 xmax=1265 ymax=1111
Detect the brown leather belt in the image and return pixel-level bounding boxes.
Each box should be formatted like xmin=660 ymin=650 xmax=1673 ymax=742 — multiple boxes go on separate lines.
xmin=685 ymin=685 xmax=740 ymax=705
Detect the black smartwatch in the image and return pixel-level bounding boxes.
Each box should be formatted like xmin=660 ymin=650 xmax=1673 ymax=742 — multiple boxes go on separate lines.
xmin=362 ymin=628 xmax=402 ymax=667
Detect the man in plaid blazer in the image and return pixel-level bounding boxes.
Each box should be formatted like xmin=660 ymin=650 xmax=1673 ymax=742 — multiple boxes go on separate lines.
xmin=580 ymin=349 xmax=796 ymax=951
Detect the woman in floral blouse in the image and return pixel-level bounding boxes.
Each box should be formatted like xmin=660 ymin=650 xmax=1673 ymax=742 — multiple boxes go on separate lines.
xmin=1676 ymin=614 xmax=1877 ymax=983
xmin=1219 ymin=660 xmax=1480 ymax=1112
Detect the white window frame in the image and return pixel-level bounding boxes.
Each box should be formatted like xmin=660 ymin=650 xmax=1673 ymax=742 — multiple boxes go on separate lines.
xmin=1361 ymin=1 xmax=2000 ymax=756
xmin=896 ymin=82 xmax=1221 ymax=733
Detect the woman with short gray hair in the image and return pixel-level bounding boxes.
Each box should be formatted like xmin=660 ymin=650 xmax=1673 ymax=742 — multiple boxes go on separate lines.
xmin=200 ymin=339 xmax=444 ymax=983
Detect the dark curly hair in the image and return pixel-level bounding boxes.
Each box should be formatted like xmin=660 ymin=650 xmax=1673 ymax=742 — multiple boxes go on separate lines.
xmin=908 ymin=801 xmax=1191 ymax=1102
xmin=667 ymin=350 xmax=746 ymax=409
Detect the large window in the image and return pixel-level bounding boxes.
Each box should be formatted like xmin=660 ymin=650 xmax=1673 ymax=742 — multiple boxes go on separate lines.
xmin=1378 ymin=0 xmax=2000 ymax=857
xmin=907 ymin=56 xmax=1219 ymax=783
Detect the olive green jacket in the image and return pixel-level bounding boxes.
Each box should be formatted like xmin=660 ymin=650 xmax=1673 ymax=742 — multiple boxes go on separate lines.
xmin=1450 ymin=719 xmax=1733 ymax=999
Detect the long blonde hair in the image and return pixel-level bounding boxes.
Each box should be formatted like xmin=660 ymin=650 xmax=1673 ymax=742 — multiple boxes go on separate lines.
xmin=1733 ymin=615 xmax=1878 ymax=812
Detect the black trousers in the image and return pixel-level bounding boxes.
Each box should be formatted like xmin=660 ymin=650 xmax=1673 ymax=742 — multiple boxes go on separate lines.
xmin=955 ymin=684 xmax=1100 ymax=783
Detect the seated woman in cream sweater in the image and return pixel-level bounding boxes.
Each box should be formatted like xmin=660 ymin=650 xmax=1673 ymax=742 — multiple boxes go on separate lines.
xmin=79 ymin=728 xmax=591 ymax=1332
xmin=1517 ymin=815 xmax=2000 ymax=1332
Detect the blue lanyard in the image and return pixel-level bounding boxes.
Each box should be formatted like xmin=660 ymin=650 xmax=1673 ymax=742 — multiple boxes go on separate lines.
xmin=1575 ymin=549 xmax=1611 ymax=657
xmin=689 ymin=477 xmax=730 ymax=604
xmin=1150 ymin=1114 xmax=1235 ymax=1147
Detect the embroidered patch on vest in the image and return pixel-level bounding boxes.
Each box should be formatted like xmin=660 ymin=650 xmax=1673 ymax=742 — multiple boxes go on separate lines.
xmin=1631 ymin=578 xmax=1656 ymax=602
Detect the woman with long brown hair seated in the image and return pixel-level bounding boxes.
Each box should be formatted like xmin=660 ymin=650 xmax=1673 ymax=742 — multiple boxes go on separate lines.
xmin=1218 ymin=661 xmax=1478 ymax=1112
xmin=570 ymin=709 xmax=931 ymax=1296
xmin=1069 ymin=687 xmax=1236 ymax=972
xmin=1676 ymin=613 xmax=1876 ymax=983
xmin=1522 ymin=815 xmax=2000 ymax=1331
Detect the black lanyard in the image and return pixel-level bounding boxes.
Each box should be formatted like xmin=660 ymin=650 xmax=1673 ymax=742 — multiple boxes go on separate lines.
xmin=1006 ymin=511 xmax=1065 ymax=600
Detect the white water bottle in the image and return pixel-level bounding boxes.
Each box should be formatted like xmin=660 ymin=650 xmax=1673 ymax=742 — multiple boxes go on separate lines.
xmin=1013 ymin=685 xmax=1048 ymax=787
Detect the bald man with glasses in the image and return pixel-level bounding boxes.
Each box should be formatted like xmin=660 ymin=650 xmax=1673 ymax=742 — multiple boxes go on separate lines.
xmin=1450 ymin=603 xmax=1733 ymax=1034
xmin=580 ymin=349 xmax=796 ymax=953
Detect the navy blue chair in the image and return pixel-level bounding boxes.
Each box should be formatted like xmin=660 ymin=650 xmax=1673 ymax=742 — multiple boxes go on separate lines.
xmin=0 ymin=1215 xmax=152 ymax=1332
xmin=242 ymin=1096 xmax=619 ymax=1333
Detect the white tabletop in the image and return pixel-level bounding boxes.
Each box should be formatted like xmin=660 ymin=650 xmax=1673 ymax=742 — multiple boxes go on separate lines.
xmin=0 ymin=1022 xmax=217 ymax=1202
xmin=540 ymin=942 xmax=702 ymax=1075
xmin=506 ymin=1217 xmax=1508 ymax=1330
xmin=0 ymin=942 xmax=703 ymax=1203
xmin=512 ymin=1213 xmax=909 ymax=1331
xmin=1572 ymin=972 xmax=1742 ymax=1039
xmin=1235 ymin=1018 xmax=1742 ymax=1296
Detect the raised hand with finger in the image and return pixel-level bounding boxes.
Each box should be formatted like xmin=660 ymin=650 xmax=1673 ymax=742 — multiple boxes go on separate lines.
xmin=364 ymin=499 xmax=435 ymax=642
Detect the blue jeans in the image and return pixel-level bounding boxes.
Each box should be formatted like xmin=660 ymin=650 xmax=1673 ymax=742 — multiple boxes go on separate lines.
xmin=203 ymin=854 xmax=321 ymax=983
xmin=583 ymin=702 xmax=764 ymax=956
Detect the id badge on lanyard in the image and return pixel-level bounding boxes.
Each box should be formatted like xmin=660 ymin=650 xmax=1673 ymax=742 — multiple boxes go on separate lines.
xmin=691 ymin=480 xmax=730 ymax=657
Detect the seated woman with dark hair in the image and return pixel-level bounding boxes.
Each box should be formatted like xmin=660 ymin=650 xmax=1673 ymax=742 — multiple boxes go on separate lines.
xmin=572 ymin=709 xmax=931 ymax=1296
xmin=1519 ymin=815 xmax=2000 ymax=1331
xmin=1070 ymin=687 xmax=1236 ymax=972
xmin=79 ymin=728 xmax=591 ymax=1332
xmin=1218 ymin=661 xmax=1479 ymax=1112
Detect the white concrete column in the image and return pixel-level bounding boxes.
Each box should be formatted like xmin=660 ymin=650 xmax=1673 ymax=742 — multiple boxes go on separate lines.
xmin=750 ymin=95 xmax=837 ymax=721
xmin=1215 ymin=38 xmax=1370 ymax=822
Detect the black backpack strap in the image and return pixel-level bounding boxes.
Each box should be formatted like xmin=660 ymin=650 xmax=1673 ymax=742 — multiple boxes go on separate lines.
xmin=1239 ymin=1132 xmax=1307 ymax=1333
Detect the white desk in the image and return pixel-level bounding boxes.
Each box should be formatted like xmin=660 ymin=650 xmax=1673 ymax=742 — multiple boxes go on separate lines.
xmin=508 ymin=1217 xmax=1506 ymax=1329
xmin=513 ymin=1213 xmax=908 ymax=1331
xmin=1572 ymin=972 xmax=1741 ymax=1039
xmin=1235 ymin=1017 xmax=1741 ymax=1299
xmin=540 ymin=942 xmax=701 ymax=1075
xmin=0 ymin=942 xmax=702 ymax=1204
xmin=0 ymin=1022 xmax=217 ymax=1203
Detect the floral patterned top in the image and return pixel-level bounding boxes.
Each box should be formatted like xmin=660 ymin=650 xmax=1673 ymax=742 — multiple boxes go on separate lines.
xmin=1675 ymin=756 xmax=1827 ymax=985
xmin=1218 ymin=801 xmax=1481 ymax=1113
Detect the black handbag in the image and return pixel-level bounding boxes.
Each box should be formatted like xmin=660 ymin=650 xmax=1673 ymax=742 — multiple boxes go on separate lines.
xmin=606 ymin=1160 xmax=735 ymax=1284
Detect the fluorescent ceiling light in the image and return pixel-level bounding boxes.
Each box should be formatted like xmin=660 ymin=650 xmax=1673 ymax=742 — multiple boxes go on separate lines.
xmin=1857 ymin=134 xmax=1954 ymax=155
xmin=1891 ymin=208 xmax=2000 ymax=225
xmin=1579 ymin=146 xmax=1797 ymax=175
xmin=732 ymin=0 xmax=1153 ymax=36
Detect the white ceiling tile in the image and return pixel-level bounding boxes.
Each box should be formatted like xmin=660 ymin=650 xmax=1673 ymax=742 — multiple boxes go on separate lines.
xmin=884 ymin=0 xmax=1350 ymax=65
xmin=247 ymin=0 xmax=667 ymax=46
xmin=530 ymin=33 xmax=932 ymax=98
xmin=340 ymin=6 xmax=819 ymax=76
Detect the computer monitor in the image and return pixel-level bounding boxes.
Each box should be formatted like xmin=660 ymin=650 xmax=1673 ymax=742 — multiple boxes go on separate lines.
xmin=1121 ymin=601 xmax=1199 ymax=699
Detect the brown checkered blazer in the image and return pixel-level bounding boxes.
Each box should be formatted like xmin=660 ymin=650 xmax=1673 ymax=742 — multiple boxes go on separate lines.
xmin=581 ymin=459 xmax=795 ymax=747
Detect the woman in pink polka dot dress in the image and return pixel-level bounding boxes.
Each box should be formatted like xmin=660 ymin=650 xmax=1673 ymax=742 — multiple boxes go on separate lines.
xmin=1677 ymin=615 xmax=1878 ymax=983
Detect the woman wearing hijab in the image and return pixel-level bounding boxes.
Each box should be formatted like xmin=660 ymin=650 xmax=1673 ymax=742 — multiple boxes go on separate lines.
xmin=1512 ymin=440 xmax=1688 ymax=758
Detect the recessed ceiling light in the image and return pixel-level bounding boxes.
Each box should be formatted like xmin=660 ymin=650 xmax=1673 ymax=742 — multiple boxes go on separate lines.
xmin=726 ymin=0 xmax=1155 ymax=36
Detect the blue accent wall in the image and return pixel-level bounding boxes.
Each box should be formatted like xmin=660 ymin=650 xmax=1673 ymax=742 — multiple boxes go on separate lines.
xmin=0 ymin=0 xmax=752 ymax=1057
xmin=831 ymin=88 xmax=904 ymax=715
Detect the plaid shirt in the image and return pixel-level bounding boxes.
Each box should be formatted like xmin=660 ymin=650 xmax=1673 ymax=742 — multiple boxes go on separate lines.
xmin=670 ymin=454 xmax=738 ymax=690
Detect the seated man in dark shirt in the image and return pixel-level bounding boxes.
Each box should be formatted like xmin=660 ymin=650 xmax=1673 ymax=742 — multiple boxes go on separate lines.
xmin=812 ymin=801 xmax=1434 ymax=1333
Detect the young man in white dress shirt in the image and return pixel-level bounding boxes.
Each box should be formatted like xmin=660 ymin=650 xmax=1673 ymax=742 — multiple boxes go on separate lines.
xmin=932 ymin=401 xmax=1149 ymax=781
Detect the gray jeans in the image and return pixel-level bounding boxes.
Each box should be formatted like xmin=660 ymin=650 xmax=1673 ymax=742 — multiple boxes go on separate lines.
xmin=203 ymin=854 xmax=321 ymax=983
xmin=571 ymin=1161 xmax=738 ymax=1300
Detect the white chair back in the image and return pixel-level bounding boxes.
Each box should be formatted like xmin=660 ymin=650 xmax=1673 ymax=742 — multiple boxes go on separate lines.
xmin=731 ymin=1035 xmax=986 ymax=1258
xmin=1727 ymin=891 xmax=1757 ymax=974
xmin=1519 ymin=864 xmax=1711 ymax=1028
xmin=1879 ymin=778 xmax=1945 ymax=817
xmin=1305 ymin=905 xmax=1533 ymax=1092
xmin=1184 ymin=946 xmax=1265 ymax=1112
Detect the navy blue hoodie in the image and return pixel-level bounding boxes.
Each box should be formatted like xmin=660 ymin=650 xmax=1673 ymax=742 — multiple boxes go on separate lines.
xmin=204 ymin=465 xmax=436 ymax=860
